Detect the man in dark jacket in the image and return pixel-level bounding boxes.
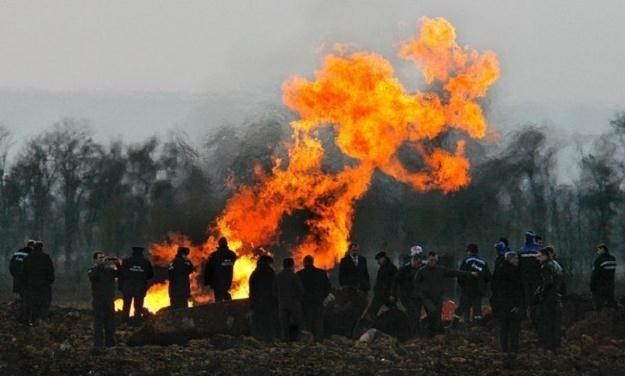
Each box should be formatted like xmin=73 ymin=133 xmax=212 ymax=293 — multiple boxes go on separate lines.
xmin=249 ymin=255 xmax=278 ymax=342
xmin=297 ymin=255 xmax=331 ymax=341
xmin=338 ymin=243 xmax=370 ymax=293
xmin=490 ymin=251 xmax=523 ymax=353
xmin=414 ymin=251 xmax=477 ymax=336
xmin=88 ymin=252 xmax=120 ymax=348
xmin=273 ymin=258 xmax=304 ymax=341
xmin=518 ymin=231 xmax=541 ymax=315
xmin=590 ymin=243 xmax=617 ymax=310
xmin=452 ymin=244 xmax=491 ymax=327
xmin=9 ymin=240 xmax=35 ymax=321
xmin=204 ymin=237 xmax=237 ymax=302
xmin=392 ymin=249 xmax=424 ymax=335
xmin=119 ymin=246 xmax=154 ymax=321
xmin=535 ymin=247 xmax=564 ymax=351
xmin=168 ymin=247 xmax=194 ymax=309
xmin=22 ymin=241 xmax=54 ymax=324
xmin=366 ymin=252 xmax=398 ymax=319
xmin=494 ymin=238 xmax=510 ymax=269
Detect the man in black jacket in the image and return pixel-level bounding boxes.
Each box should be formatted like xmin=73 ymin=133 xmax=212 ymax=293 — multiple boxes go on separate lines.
xmin=119 ymin=246 xmax=154 ymax=321
xmin=22 ymin=241 xmax=55 ymax=324
xmin=452 ymin=244 xmax=491 ymax=327
xmin=9 ymin=240 xmax=35 ymax=321
xmin=249 ymin=255 xmax=278 ymax=342
xmin=297 ymin=255 xmax=331 ymax=341
xmin=88 ymin=252 xmax=120 ymax=348
xmin=204 ymin=237 xmax=237 ymax=302
xmin=392 ymin=249 xmax=424 ymax=336
xmin=491 ymin=251 xmax=523 ymax=353
xmin=168 ymin=247 xmax=194 ymax=309
xmin=535 ymin=247 xmax=564 ymax=351
xmin=366 ymin=252 xmax=398 ymax=319
xmin=590 ymin=244 xmax=617 ymax=310
xmin=273 ymin=258 xmax=304 ymax=341
xmin=338 ymin=243 xmax=370 ymax=293
xmin=414 ymin=251 xmax=477 ymax=336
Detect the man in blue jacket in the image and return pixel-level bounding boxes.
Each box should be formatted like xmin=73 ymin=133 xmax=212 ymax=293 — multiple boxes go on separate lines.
xmin=451 ymin=244 xmax=491 ymax=327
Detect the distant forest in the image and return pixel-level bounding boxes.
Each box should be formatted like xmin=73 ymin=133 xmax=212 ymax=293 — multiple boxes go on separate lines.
xmin=1 ymin=111 xmax=624 ymax=300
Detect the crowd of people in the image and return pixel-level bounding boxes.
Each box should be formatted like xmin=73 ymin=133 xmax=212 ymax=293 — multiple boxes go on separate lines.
xmin=7 ymin=231 xmax=619 ymax=354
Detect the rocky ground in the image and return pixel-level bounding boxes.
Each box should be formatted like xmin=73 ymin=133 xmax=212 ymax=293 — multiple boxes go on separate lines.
xmin=0 ymin=301 xmax=624 ymax=375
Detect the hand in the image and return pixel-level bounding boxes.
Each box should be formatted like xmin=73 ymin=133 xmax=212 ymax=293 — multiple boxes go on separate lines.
xmin=511 ymin=307 xmax=519 ymax=313
xmin=471 ymin=271 xmax=479 ymax=277
xmin=389 ymin=296 xmax=396 ymax=304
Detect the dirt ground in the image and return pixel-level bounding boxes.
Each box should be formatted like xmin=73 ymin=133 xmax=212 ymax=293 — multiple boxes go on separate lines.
xmin=0 ymin=301 xmax=624 ymax=376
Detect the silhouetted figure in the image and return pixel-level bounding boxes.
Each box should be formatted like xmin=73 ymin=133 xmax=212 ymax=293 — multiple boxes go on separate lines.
xmin=168 ymin=247 xmax=194 ymax=309
xmin=452 ymin=244 xmax=491 ymax=326
xmin=535 ymin=247 xmax=563 ymax=351
xmin=88 ymin=252 xmax=120 ymax=348
xmin=22 ymin=241 xmax=54 ymax=324
xmin=273 ymin=258 xmax=304 ymax=341
xmin=367 ymin=251 xmax=398 ymax=319
xmin=249 ymin=255 xmax=278 ymax=342
xmin=590 ymin=243 xmax=617 ymax=310
xmin=518 ymin=231 xmax=541 ymax=315
xmin=119 ymin=246 xmax=153 ymax=321
xmin=392 ymin=247 xmax=425 ymax=336
xmin=297 ymin=255 xmax=331 ymax=341
xmin=9 ymin=240 xmax=35 ymax=322
xmin=491 ymin=251 xmax=523 ymax=354
xmin=338 ymin=243 xmax=370 ymax=293
xmin=494 ymin=238 xmax=510 ymax=270
xmin=204 ymin=237 xmax=237 ymax=302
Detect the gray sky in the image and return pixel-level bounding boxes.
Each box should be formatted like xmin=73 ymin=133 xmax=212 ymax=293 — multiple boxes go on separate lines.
xmin=0 ymin=0 xmax=624 ymax=141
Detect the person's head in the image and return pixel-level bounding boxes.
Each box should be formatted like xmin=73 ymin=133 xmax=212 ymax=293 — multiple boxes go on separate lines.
xmin=525 ymin=230 xmax=536 ymax=244
xmin=26 ymin=240 xmax=36 ymax=249
xmin=282 ymin=257 xmax=295 ymax=270
xmin=132 ymin=246 xmax=144 ymax=256
xmin=543 ymin=246 xmax=555 ymax=259
xmin=427 ymin=251 xmax=438 ymax=266
xmin=218 ymin=237 xmax=228 ymax=248
xmin=498 ymin=237 xmax=509 ymax=247
xmin=303 ymin=255 xmax=314 ymax=267
xmin=257 ymin=255 xmax=274 ymax=267
xmin=466 ymin=243 xmax=478 ymax=255
xmin=349 ymin=243 xmax=360 ymax=256
xmin=536 ymin=235 xmax=544 ymax=246
xmin=505 ymin=251 xmax=519 ymax=266
xmin=537 ymin=248 xmax=550 ymax=264
xmin=34 ymin=241 xmax=43 ymax=252
xmin=597 ymin=244 xmax=609 ymax=255
xmin=177 ymin=246 xmax=190 ymax=258
xmin=375 ymin=251 xmax=387 ymax=266
xmin=411 ymin=254 xmax=422 ymax=268
xmin=93 ymin=251 xmax=105 ymax=265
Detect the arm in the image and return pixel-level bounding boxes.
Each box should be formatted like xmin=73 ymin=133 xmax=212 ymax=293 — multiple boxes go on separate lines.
xmin=146 ymin=261 xmax=154 ymax=280
xmin=362 ymin=259 xmax=371 ymax=292
xmin=338 ymin=258 xmax=347 ymax=286
xmin=321 ymin=271 xmax=331 ymax=298
xmin=9 ymin=255 xmax=18 ymax=278
xmin=47 ymin=255 xmax=55 ymax=284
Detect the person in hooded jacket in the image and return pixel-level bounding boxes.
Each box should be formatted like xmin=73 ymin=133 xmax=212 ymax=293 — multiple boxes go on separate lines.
xmin=119 ymin=246 xmax=154 ymax=321
xmin=451 ymin=244 xmax=491 ymax=327
xmin=204 ymin=237 xmax=237 ymax=302
xmin=88 ymin=252 xmax=120 ymax=348
xmin=297 ymin=255 xmax=331 ymax=341
xmin=168 ymin=246 xmax=194 ymax=309
xmin=249 ymin=255 xmax=278 ymax=342
xmin=491 ymin=251 xmax=523 ymax=354
xmin=590 ymin=244 xmax=617 ymax=310
xmin=494 ymin=238 xmax=510 ymax=269
xmin=21 ymin=241 xmax=54 ymax=324
xmin=518 ymin=231 xmax=541 ymax=315
xmin=9 ymin=240 xmax=35 ymax=321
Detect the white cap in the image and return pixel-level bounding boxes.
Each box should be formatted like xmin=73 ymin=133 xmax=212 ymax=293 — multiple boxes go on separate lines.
xmin=410 ymin=245 xmax=423 ymax=256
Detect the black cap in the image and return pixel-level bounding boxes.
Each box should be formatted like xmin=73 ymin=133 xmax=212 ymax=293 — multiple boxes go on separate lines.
xmin=177 ymin=246 xmax=190 ymax=255
xmin=374 ymin=251 xmax=387 ymax=260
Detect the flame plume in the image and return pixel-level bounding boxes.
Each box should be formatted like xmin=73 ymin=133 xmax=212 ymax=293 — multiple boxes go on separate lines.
xmin=133 ymin=17 xmax=499 ymax=311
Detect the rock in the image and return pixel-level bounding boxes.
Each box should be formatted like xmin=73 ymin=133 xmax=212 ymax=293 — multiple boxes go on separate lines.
xmin=59 ymin=341 xmax=73 ymax=352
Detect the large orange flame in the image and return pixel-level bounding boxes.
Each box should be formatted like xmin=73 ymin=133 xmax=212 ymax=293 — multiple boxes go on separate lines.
xmin=134 ymin=17 xmax=499 ymax=310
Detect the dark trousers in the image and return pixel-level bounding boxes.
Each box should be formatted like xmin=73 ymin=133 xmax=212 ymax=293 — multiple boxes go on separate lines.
xmin=593 ymin=290 xmax=617 ymax=310
xmin=521 ymin=281 xmax=538 ymax=314
xmin=214 ymin=289 xmax=232 ymax=302
xmin=423 ymin=297 xmax=443 ymax=336
xmin=538 ymin=300 xmax=562 ymax=350
xmin=251 ymin=306 xmax=278 ymax=342
xmin=278 ymin=306 xmax=304 ymax=341
xmin=403 ymin=298 xmax=423 ymax=336
xmin=454 ymin=293 xmax=483 ymax=321
xmin=169 ymin=295 xmax=189 ymax=309
xmin=93 ymin=302 xmax=115 ymax=348
xmin=122 ymin=293 xmax=145 ymax=320
xmin=302 ymin=303 xmax=324 ymax=341
xmin=24 ymin=286 xmax=52 ymax=323
xmin=499 ymin=316 xmax=520 ymax=353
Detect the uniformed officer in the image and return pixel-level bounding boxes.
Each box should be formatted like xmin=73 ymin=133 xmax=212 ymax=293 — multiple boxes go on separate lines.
xmin=168 ymin=246 xmax=194 ymax=309
xmin=119 ymin=246 xmax=154 ymax=321
xmin=88 ymin=252 xmax=120 ymax=348
xmin=590 ymin=244 xmax=617 ymax=310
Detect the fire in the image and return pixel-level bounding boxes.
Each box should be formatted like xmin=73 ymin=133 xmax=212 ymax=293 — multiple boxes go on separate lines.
xmin=114 ymin=282 xmax=170 ymax=316
xmin=141 ymin=16 xmax=499 ymax=306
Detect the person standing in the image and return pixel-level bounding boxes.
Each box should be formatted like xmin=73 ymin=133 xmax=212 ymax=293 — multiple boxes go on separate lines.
xmin=273 ymin=258 xmax=304 ymax=341
xmin=414 ymin=251 xmax=477 ymax=336
xmin=204 ymin=237 xmax=237 ymax=302
xmin=119 ymin=246 xmax=154 ymax=322
xmin=88 ymin=252 xmax=120 ymax=349
xmin=590 ymin=244 xmax=617 ymax=310
xmin=297 ymin=255 xmax=331 ymax=341
xmin=494 ymin=238 xmax=510 ymax=269
xmin=490 ymin=251 xmax=523 ymax=354
xmin=535 ymin=247 xmax=564 ymax=352
xmin=367 ymin=252 xmax=398 ymax=319
xmin=338 ymin=243 xmax=370 ymax=294
xmin=392 ymin=248 xmax=425 ymax=336
xmin=9 ymin=240 xmax=35 ymax=322
xmin=249 ymin=255 xmax=278 ymax=342
xmin=452 ymin=244 xmax=491 ymax=327
xmin=518 ymin=231 xmax=541 ymax=316
xmin=21 ymin=241 xmax=54 ymax=324
xmin=168 ymin=246 xmax=194 ymax=309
